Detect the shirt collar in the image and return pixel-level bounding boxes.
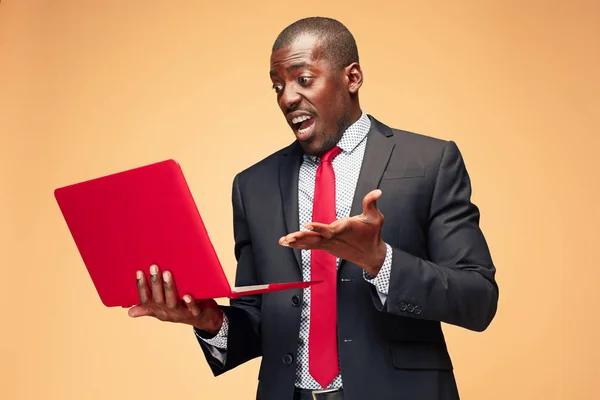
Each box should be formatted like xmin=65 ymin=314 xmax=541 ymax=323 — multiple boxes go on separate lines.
xmin=304 ymin=111 xmax=371 ymax=162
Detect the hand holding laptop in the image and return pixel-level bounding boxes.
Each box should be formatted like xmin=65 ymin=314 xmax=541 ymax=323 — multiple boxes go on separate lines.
xmin=128 ymin=264 xmax=224 ymax=335
xmin=53 ymin=159 xmax=316 ymax=311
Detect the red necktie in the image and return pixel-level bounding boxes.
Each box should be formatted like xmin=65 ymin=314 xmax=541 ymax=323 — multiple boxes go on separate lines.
xmin=309 ymin=145 xmax=342 ymax=388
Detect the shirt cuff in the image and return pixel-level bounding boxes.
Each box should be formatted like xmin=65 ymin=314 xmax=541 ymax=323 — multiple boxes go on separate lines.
xmin=363 ymin=243 xmax=392 ymax=295
xmin=195 ymin=313 xmax=229 ymax=349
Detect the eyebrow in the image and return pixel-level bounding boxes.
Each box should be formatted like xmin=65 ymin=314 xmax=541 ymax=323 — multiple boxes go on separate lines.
xmin=269 ymin=62 xmax=311 ymax=77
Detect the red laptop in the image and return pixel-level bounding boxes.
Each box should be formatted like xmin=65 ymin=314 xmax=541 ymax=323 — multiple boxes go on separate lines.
xmin=54 ymin=159 xmax=313 ymax=307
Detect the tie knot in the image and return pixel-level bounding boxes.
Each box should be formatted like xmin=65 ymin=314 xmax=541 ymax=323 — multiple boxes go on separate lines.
xmin=319 ymin=146 xmax=342 ymax=164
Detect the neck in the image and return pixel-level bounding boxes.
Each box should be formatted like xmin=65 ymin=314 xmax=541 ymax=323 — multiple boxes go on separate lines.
xmin=345 ymin=97 xmax=362 ymax=127
xmin=338 ymin=102 xmax=362 ymax=136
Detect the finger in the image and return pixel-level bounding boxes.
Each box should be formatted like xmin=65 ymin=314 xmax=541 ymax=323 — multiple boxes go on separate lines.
xmin=288 ymin=233 xmax=326 ymax=250
xmin=149 ymin=264 xmax=166 ymax=305
xmin=303 ymin=222 xmax=333 ymax=238
xmin=183 ymin=295 xmax=201 ymax=317
xmin=163 ymin=271 xmax=180 ymax=310
xmin=305 ymin=219 xmax=351 ymax=238
xmin=278 ymin=236 xmax=296 ymax=247
xmin=284 ymin=230 xmax=322 ymax=244
xmin=128 ymin=305 xmax=154 ymax=318
xmin=362 ymin=189 xmax=383 ymax=216
xmin=136 ymin=270 xmax=152 ymax=306
xmin=328 ymin=218 xmax=352 ymax=235
xmin=279 ymin=230 xmax=320 ymax=246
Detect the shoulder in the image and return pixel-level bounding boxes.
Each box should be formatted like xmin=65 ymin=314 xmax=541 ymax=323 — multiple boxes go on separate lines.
xmin=232 ymin=141 xmax=299 ymax=188
xmin=369 ymin=115 xmax=458 ymax=161
xmin=368 ymin=115 xmax=466 ymax=177
xmin=370 ymin=115 xmax=448 ymax=150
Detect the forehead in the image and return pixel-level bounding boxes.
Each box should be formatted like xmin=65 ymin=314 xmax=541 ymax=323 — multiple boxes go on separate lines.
xmin=270 ymin=35 xmax=326 ymax=75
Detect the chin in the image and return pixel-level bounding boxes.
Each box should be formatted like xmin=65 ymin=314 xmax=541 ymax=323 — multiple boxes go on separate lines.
xmin=299 ymin=140 xmax=325 ymax=157
xmin=299 ymin=144 xmax=319 ymax=156
xmin=298 ymin=131 xmax=340 ymax=156
xmin=295 ymin=135 xmax=316 ymax=155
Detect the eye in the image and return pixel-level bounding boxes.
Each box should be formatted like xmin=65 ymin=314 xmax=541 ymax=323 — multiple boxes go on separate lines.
xmin=298 ymin=76 xmax=312 ymax=86
xmin=272 ymin=84 xmax=283 ymax=94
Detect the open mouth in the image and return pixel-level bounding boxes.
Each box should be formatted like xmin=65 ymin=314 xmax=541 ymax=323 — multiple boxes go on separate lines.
xmin=291 ymin=115 xmax=315 ymax=139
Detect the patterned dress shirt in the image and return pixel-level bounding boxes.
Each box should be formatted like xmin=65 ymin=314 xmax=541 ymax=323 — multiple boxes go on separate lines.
xmin=198 ymin=111 xmax=393 ymax=390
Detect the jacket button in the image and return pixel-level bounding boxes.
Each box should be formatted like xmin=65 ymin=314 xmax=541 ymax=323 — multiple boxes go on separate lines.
xmin=407 ymin=304 xmax=415 ymax=313
xmin=291 ymin=295 xmax=301 ymax=307
xmin=400 ymin=301 xmax=407 ymax=311
xmin=414 ymin=306 xmax=422 ymax=315
xmin=282 ymin=353 xmax=293 ymax=365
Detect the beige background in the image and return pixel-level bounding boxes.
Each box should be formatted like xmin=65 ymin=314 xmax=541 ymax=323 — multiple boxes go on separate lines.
xmin=1 ymin=1 xmax=598 ymax=399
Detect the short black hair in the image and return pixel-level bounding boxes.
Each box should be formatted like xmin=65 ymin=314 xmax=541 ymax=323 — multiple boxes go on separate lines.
xmin=272 ymin=17 xmax=359 ymax=69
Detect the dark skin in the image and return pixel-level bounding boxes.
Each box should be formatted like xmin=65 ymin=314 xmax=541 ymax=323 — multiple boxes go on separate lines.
xmin=272 ymin=34 xmax=386 ymax=275
xmin=129 ymin=34 xmax=387 ymax=333
xmin=270 ymin=34 xmax=362 ymax=156
xmin=280 ymin=189 xmax=387 ymax=276
xmin=128 ymin=265 xmax=223 ymax=334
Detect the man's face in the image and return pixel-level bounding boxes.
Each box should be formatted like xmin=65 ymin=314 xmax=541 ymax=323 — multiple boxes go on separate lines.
xmin=270 ymin=35 xmax=352 ymax=156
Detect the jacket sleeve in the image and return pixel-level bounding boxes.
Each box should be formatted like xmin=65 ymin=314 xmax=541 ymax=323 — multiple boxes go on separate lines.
xmin=381 ymin=141 xmax=499 ymax=332
xmin=197 ymin=173 xmax=262 ymax=375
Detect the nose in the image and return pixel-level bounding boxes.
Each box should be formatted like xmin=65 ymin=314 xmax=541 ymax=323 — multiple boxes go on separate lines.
xmin=279 ymin=85 xmax=301 ymax=111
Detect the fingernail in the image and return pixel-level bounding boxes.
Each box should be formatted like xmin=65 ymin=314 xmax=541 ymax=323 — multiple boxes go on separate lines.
xmin=150 ymin=265 xmax=158 ymax=275
xmin=184 ymin=295 xmax=192 ymax=303
xmin=281 ymin=241 xmax=289 ymax=247
xmin=288 ymin=237 xmax=296 ymax=243
xmin=305 ymin=225 xmax=314 ymax=231
xmin=136 ymin=270 xmax=143 ymax=280
xmin=163 ymin=271 xmax=171 ymax=283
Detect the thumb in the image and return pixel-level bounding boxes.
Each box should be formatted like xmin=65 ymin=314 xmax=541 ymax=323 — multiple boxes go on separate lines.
xmin=128 ymin=305 xmax=153 ymax=318
xmin=362 ymin=189 xmax=382 ymax=216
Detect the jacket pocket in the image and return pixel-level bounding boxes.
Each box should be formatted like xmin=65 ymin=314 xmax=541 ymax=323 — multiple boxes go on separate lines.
xmin=390 ymin=342 xmax=453 ymax=370
xmin=381 ymin=167 xmax=426 ymax=180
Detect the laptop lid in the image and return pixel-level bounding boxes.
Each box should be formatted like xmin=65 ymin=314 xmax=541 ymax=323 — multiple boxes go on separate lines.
xmin=54 ymin=159 xmax=234 ymax=307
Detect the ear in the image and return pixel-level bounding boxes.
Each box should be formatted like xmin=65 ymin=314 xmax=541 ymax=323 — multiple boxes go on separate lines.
xmin=345 ymin=62 xmax=363 ymax=94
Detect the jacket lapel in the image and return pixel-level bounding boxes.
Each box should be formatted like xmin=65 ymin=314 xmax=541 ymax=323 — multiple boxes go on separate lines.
xmin=349 ymin=116 xmax=395 ymax=216
xmin=342 ymin=116 xmax=395 ymax=271
xmin=278 ymin=116 xmax=395 ymax=271
xmin=279 ymin=141 xmax=303 ymax=268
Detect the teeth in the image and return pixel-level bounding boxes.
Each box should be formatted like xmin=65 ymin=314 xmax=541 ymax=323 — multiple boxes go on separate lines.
xmin=298 ymin=123 xmax=313 ymax=135
xmin=292 ymin=115 xmax=311 ymax=125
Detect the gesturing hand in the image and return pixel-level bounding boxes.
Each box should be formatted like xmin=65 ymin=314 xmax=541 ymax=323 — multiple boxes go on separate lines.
xmin=128 ymin=264 xmax=223 ymax=336
xmin=279 ymin=189 xmax=388 ymax=276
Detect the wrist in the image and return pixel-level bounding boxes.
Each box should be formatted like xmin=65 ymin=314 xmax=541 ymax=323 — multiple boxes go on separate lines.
xmin=194 ymin=309 xmax=224 ymax=337
xmin=364 ymin=241 xmax=387 ymax=276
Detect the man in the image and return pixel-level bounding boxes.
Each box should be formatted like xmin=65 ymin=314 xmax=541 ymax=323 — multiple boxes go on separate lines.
xmin=128 ymin=17 xmax=498 ymax=400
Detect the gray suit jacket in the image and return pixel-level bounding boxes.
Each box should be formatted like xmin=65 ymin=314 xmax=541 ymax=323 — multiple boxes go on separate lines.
xmin=197 ymin=115 xmax=498 ymax=400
